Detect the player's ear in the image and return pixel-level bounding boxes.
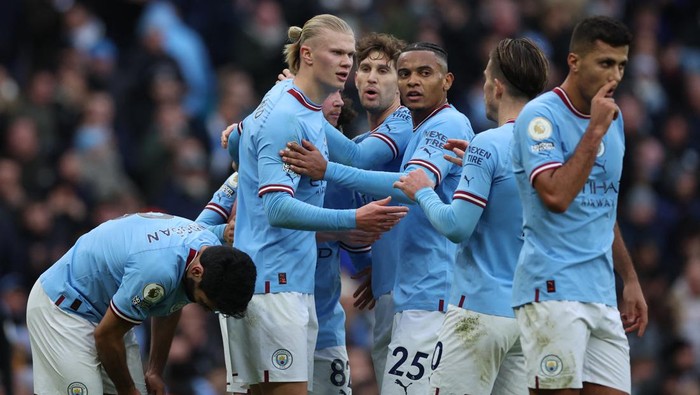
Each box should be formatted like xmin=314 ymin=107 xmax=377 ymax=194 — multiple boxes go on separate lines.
xmin=443 ymin=72 xmax=454 ymax=92
xmin=301 ymin=45 xmax=313 ymax=66
xmin=190 ymin=261 xmax=204 ymax=278
xmin=567 ymin=52 xmax=579 ymax=73
xmin=494 ymin=78 xmax=505 ymax=99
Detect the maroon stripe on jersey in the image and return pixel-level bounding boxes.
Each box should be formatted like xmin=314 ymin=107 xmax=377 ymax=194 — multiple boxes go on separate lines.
xmin=406 ymin=159 xmax=442 ymax=185
xmin=287 ymin=89 xmax=322 ymax=111
xmin=553 ymin=87 xmax=590 ymax=119
xmin=458 ymin=295 xmax=465 ymax=308
xmin=412 ymin=103 xmax=451 ymax=131
xmin=529 ymin=162 xmax=562 ymax=185
xmin=535 ymin=288 xmax=540 ymax=302
xmin=536 ymin=376 xmax=540 ymax=389
xmin=369 ymin=133 xmax=399 ymax=159
xmin=264 ymin=370 xmax=270 ymax=382
xmin=435 ymin=388 xmax=440 ymax=394
xmin=265 ymin=281 xmax=270 ymax=294
xmin=55 ymin=295 xmax=65 ymax=306
xmin=258 ymin=184 xmax=295 ymax=197
xmin=205 ymin=202 xmax=229 ymax=221
xmin=109 ymin=300 xmax=141 ymax=324
xmin=453 ymin=190 xmax=487 ymax=208
xmin=438 ymin=299 xmax=445 ymax=312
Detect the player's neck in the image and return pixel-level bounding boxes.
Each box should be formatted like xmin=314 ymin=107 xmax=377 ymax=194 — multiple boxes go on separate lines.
xmin=367 ymin=99 xmax=400 ymax=130
xmin=411 ymin=99 xmax=448 ymax=127
xmin=497 ymin=97 xmax=526 ymax=126
xmin=293 ymin=72 xmax=334 ymax=105
xmin=560 ymin=77 xmax=591 ymax=115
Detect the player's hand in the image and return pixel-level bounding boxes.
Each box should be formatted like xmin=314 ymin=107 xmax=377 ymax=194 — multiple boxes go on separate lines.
xmin=277 ymin=68 xmax=295 ymax=82
xmin=352 ymin=267 xmax=375 ymax=310
xmin=144 ymin=370 xmax=166 ymax=395
xmin=393 ymin=169 xmax=435 ymax=201
xmin=620 ymin=280 xmax=648 ymax=337
xmin=443 ymin=138 xmax=469 ymax=166
xmin=280 ymin=140 xmax=328 ymax=180
xmin=588 ymin=80 xmax=620 ymax=137
xmin=355 ymin=196 xmax=408 ymax=233
xmin=223 ymin=218 xmax=235 ymax=245
xmin=339 ymin=229 xmax=381 ymax=245
xmin=221 ymin=123 xmax=237 ymax=149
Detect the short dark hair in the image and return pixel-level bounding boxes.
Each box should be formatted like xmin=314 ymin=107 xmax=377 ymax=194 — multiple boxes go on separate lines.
xmin=490 ymin=38 xmax=549 ymax=100
xmin=570 ymin=16 xmax=632 ymax=55
xmin=199 ymin=246 xmax=256 ymax=319
xmin=356 ymin=33 xmax=406 ymax=66
xmin=402 ymin=42 xmax=448 ymax=71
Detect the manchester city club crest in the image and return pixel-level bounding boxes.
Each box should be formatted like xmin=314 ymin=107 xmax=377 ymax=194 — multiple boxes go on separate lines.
xmin=67 ymin=382 xmax=88 ymax=395
xmin=272 ymin=349 xmax=293 ymax=370
xmin=540 ymin=354 xmax=563 ymax=377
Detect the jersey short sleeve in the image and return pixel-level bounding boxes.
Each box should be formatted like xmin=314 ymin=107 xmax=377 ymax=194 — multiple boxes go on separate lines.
xmin=513 ymin=104 xmax=564 ymax=185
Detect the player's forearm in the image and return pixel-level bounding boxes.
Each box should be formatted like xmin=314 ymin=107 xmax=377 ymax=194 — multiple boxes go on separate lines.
xmin=612 ymin=222 xmax=639 ymax=284
xmin=263 ymin=191 xmax=356 ymax=231
xmin=147 ymin=311 xmax=181 ymax=376
xmin=534 ymin=130 xmax=602 ymax=212
xmin=95 ymin=332 xmax=137 ymax=394
xmin=415 ymin=188 xmax=481 ymax=243
xmin=325 ymin=162 xmax=413 ymax=204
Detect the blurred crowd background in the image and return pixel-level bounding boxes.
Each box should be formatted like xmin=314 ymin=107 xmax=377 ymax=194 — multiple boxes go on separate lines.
xmin=0 ymin=0 xmax=699 ymax=394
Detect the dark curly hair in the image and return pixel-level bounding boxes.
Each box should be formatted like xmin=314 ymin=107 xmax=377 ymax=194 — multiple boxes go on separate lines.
xmin=199 ymin=246 xmax=256 ymax=319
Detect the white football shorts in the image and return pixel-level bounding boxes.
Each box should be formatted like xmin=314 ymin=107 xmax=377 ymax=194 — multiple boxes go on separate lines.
xmin=515 ymin=300 xmax=630 ymax=392
xmin=27 ymin=281 xmax=146 ymax=395
xmin=222 ymin=292 xmax=318 ymax=390
xmin=429 ymin=305 xmax=527 ymax=395
xmin=380 ymin=309 xmax=445 ymax=395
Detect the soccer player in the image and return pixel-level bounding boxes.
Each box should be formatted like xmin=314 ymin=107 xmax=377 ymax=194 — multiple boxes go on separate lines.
xmin=510 ymin=16 xmax=647 ymax=394
xmin=26 ymin=212 xmax=256 ymax=395
xmin=222 ymin=32 xmax=413 ymax=388
xmin=220 ymin=15 xmax=408 ymax=395
xmin=328 ymin=32 xmax=412 ymax=387
xmin=281 ymin=41 xmax=474 ymax=395
xmin=393 ymin=38 xmax=549 ymax=395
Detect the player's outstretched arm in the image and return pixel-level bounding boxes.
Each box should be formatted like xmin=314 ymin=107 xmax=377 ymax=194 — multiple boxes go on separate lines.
xmin=94 ymin=308 xmax=141 ymax=395
xmin=613 ymin=223 xmax=648 ymax=337
xmin=144 ymin=310 xmax=183 ymax=395
xmin=354 ymin=196 xmax=408 ymax=233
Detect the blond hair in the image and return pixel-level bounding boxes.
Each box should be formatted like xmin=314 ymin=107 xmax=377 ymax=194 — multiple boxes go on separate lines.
xmin=283 ymin=14 xmax=354 ymax=74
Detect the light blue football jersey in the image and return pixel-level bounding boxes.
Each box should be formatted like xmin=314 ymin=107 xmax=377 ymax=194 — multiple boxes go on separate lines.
xmin=235 ymin=80 xmax=357 ymax=295
xmin=448 ymin=122 xmax=523 ymax=318
xmin=324 ymin=104 xmax=474 ymax=312
xmin=347 ymin=106 xmax=413 ymax=298
xmin=511 ymin=87 xmax=624 ymax=307
xmin=195 ymin=172 xmax=238 ymax=243
xmin=40 ymin=213 xmax=220 ymax=324
xmin=393 ymin=104 xmax=474 ymax=312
